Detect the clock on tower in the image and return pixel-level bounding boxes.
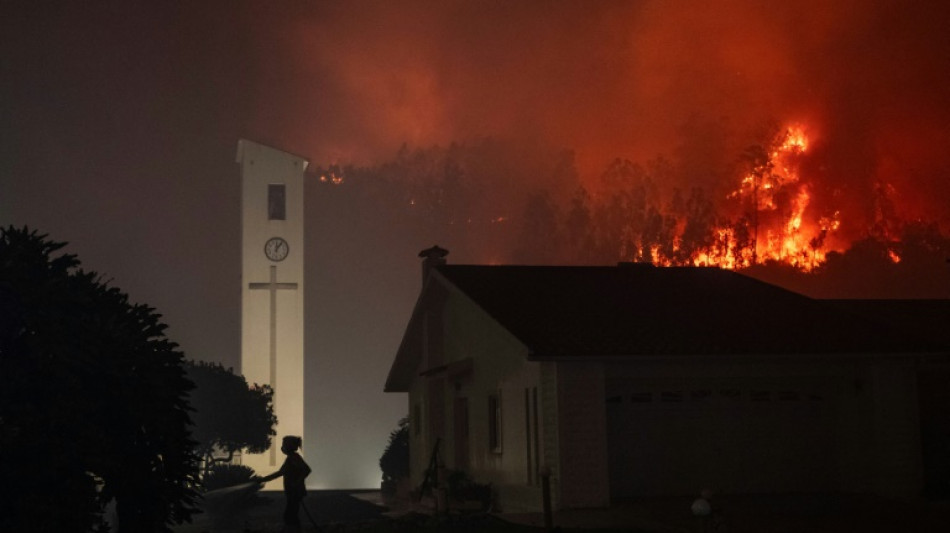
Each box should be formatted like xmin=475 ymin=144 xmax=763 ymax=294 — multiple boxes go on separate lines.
xmin=264 ymin=237 xmax=289 ymax=262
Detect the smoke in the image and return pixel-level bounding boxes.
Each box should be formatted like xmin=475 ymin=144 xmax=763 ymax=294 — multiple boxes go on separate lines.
xmin=228 ymin=0 xmax=950 ymax=300
xmin=9 ymin=0 xmax=946 ymax=491
xmin=239 ymin=1 xmax=950 ymax=240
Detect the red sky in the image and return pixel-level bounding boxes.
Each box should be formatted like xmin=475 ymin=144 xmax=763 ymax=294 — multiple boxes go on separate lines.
xmin=212 ymin=1 xmax=950 ymax=248
xmin=3 ymin=0 xmax=950 ymax=488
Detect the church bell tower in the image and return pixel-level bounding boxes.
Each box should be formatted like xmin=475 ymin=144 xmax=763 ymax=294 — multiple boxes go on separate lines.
xmin=236 ymin=139 xmax=307 ymax=478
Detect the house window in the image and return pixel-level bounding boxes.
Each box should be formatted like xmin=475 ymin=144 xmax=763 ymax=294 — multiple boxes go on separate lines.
xmin=488 ymin=392 xmax=502 ymax=453
xmin=268 ymin=184 xmax=286 ymax=220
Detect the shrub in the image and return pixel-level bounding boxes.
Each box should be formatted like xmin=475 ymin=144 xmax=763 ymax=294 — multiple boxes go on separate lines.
xmin=380 ymin=417 xmax=409 ymax=494
xmin=0 ymin=226 xmax=200 ymax=531
xmin=202 ymin=464 xmax=256 ymax=492
xmin=446 ymin=469 xmax=492 ymax=508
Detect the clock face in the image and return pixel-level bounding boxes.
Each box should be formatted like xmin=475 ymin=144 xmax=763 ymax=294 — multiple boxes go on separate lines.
xmin=264 ymin=237 xmax=289 ymax=262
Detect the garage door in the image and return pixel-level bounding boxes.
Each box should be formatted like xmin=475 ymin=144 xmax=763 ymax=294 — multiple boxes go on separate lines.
xmin=606 ymin=377 xmax=836 ymax=498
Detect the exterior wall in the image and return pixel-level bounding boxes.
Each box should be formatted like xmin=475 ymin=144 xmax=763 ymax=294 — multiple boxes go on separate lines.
xmin=410 ymin=287 xmax=551 ymax=512
xmin=555 ymin=362 xmax=610 ymax=508
xmin=445 ymin=289 xmax=539 ymax=510
xmin=406 ymin=292 xmax=450 ymax=491
xmin=539 ymin=362 xmax=560 ymax=507
xmin=408 ymin=380 xmax=430 ymax=490
xmin=494 ymin=361 xmax=561 ymax=512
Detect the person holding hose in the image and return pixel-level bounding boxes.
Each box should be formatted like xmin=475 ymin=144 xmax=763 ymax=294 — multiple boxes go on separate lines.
xmin=255 ymin=435 xmax=312 ymax=531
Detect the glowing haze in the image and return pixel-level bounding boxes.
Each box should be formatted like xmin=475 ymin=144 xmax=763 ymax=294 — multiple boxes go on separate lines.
xmin=4 ymin=0 xmax=950 ymax=490
xmin=256 ymin=0 xmax=950 ymax=240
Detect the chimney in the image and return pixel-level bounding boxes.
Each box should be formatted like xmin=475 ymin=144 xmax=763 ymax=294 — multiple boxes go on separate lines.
xmin=419 ymin=245 xmax=449 ymax=284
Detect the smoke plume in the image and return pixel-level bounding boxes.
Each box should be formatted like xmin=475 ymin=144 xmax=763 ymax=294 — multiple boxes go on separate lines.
xmin=241 ymin=0 xmax=950 ymax=296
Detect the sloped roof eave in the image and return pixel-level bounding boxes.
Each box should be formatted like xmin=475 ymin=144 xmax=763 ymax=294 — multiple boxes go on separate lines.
xmin=386 ymin=268 xmax=535 ymax=392
xmin=428 ymin=268 xmax=534 ymax=356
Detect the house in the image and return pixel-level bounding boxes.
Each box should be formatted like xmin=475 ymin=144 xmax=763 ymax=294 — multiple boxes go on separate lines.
xmin=384 ymin=247 xmax=949 ymax=512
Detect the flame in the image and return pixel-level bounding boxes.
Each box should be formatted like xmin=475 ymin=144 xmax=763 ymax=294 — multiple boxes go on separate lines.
xmin=725 ymin=125 xmax=832 ymax=271
xmin=783 ymin=126 xmax=808 ymax=152
xmin=316 ymin=166 xmax=345 ymax=185
xmin=639 ymin=124 xmax=841 ymax=272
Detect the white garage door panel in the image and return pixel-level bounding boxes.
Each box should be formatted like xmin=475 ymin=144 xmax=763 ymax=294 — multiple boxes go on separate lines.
xmin=607 ymin=378 xmax=835 ymax=498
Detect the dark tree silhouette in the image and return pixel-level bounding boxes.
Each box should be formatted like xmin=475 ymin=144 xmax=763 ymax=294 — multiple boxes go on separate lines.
xmin=564 ymin=187 xmax=595 ymax=264
xmin=515 ymin=192 xmax=562 ymax=263
xmin=379 ymin=417 xmax=409 ymax=495
xmin=0 ymin=227 xmax=199 ymax=532
xmin=184 ymin=360 xmax=276 ymax=473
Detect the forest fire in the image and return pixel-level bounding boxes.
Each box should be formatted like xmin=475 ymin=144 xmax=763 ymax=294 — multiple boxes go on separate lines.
xmin=678 ymin=124 xmax=837 ymax=272
xmin=328 ymin=114 xmax=950 ymax=299
xmin=580 ymin=122 xmax=901 ymax=273
xmin=240 ymin=0 xmax=950 ymax=300
xmin=345 ymin=118 xmax=940 ymax=291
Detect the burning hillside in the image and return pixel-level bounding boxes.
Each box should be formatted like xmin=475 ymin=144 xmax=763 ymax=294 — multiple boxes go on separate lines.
xmin=319 ymin=117 xmax=950 ymax=299
xmin=279 ymin=1 xmax=950 ymax=297
xmin=612 ymin=123 xmax=847 ymax=271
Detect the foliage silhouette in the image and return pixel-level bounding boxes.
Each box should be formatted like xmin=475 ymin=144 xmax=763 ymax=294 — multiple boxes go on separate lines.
xmin=0 ymin=226 xmax=200 ymax=532
xmin=379 ymin=416 xmax=409 ymax=494
xmin=200 ymin=464 xmax=257 ymax=492
xmin=184 ymin=360 xmax=276 ymax=474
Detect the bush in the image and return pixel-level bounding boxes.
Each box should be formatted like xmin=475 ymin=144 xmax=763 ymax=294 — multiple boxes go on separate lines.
xmin=202 ymin=464 xmax=256 ymax=492
xmin=185 ymin=360 xmax=276 ymax=471
xmin=446 ymin=469 xmax=492 ymax=508
xmin=380 ymin=416 xmax=409 ymax=494
xmin=0 ymin=226 xmax=200 ymax=532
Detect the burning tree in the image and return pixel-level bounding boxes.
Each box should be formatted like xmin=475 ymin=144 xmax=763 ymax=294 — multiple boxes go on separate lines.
xmin=317 ymin=119 xmax=949 ymax=298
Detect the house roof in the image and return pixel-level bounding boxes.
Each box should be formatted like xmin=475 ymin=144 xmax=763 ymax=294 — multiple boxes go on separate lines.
xmin=434 ymin=264 xmax=944 ymax=358
xmin=824 ymin=299 xmax=950 ymax=348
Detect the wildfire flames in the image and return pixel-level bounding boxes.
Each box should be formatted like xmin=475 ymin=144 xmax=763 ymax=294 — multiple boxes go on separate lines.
xmin=683 ymin=125 xmax=834 ymax=271
xmin=315 ymin=165 xmax=345 ymax=185
xmin=344 ymin=120 xmax=935 ymax=280
xmin=601 ymin=123 xmax=901 ymax=273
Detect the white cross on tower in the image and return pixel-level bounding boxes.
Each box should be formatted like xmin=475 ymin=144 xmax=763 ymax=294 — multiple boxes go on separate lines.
xmin=248 ymin=265 xmax=298 ymax=463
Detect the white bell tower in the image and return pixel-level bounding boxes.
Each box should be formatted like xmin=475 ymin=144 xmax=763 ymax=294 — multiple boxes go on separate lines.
xmin=236 ymin=139 xmax=307 ymax=480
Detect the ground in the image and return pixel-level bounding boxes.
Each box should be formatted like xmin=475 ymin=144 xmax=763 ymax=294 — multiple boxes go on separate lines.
xmin=173 ymin=490 xmax=950 ymax=533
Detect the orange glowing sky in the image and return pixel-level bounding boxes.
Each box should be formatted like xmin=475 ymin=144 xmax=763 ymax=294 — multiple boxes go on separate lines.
xmin=229 ymin=1 xmax=950 ymax=246
xmin=4 ymin=0 xmax=950 ymax=489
